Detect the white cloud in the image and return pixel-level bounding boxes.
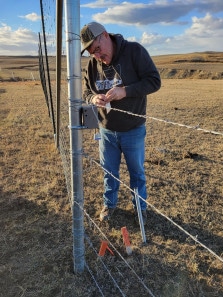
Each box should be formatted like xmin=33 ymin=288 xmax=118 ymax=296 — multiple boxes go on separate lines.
xmin=185 ymin=13 xmax=223 ymax=37
xmin=141 ymin=32 xmax=165 ymax=45
xmin=85 ymin=0 xmax=223 ymax=55
xmin=92 ymin=0 xmax=223 ymax=25
xmin=19 ymin=13 xmax=41 ymax=22
xmin=0 ymin=24 xmax=39 ymax=55
xmin=81 ymin=0 xmax=118 ymax=9
xmin=142 ymin=13 xmax=223 ymax=55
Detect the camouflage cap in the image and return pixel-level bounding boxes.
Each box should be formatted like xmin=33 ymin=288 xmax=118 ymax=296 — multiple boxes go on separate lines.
xmin=80 ymin=22 xmax=105 ymax=55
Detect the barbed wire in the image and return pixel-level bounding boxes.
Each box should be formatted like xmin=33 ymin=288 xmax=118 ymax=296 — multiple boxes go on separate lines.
xmin=85 ymin=262 xmax=105 ymax=297
xmin=83 ymin=153 xmax=223 ymax=265
xmin=79 ymin=201 xmax=156 ymax=297
xmin=96 ymin=104 xmax=223 ymax=136
xmin=85 ymin=236 xmax=127 ymax=297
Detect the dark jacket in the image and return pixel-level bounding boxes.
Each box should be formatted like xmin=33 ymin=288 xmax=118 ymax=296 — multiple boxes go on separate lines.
xmin=82 ymin=34 xmax=161 ymax=132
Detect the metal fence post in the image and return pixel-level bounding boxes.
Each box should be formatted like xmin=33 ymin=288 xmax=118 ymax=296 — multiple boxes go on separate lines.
xmin=64 ymin=0 xmax=85 ymax=273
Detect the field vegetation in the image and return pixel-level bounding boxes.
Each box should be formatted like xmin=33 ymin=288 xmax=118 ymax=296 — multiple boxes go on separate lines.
xmin=0 ymin=52 xmax=223 ymax=296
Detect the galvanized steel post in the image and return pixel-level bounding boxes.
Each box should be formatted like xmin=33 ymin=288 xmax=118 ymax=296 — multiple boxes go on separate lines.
xmin=64 ymin=0 xmax=85 ymax=272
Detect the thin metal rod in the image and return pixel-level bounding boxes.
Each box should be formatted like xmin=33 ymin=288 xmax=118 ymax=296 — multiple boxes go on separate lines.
xmin=39 ymin=0 xmax=56 ymax=135
xmin=64 ymin=0 xmax=85 ymax=273
xmin=134 ymin=188 xmax=147 ymax=243
xmin=38 ymin=32 xmax=49 ymax=115
xmin=56 ymin=0 xmax=63 ymax=149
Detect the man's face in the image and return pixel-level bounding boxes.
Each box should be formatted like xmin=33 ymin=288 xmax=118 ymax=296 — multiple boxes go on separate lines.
xmin=88 ymin=32 xmax=113 ymax=65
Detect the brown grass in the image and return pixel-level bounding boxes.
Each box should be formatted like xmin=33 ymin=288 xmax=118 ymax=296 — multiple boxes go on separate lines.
xmin=0 ymin=53 xmax=223 ymax=297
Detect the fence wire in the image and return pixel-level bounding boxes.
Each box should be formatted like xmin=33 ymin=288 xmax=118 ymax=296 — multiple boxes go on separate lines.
xmin=38 ymin=1 xmax=223 ymax=296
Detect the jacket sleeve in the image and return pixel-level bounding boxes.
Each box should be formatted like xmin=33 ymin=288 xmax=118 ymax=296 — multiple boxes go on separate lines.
xmin=124 ymin=43 xmax=161 ymax=97
xmin=82 ymin=67 xmax=94 ymax=104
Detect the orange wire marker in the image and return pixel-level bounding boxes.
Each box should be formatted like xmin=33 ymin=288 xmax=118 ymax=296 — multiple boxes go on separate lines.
xmin=98 ymin=240 xmax=114 ymax=256
xmin=121 ymin=226 xmax=132 ymax=255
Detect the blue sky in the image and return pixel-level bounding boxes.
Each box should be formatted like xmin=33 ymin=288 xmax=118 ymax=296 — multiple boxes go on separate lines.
xmin=0 ymin=0 xmax=223 ymax=56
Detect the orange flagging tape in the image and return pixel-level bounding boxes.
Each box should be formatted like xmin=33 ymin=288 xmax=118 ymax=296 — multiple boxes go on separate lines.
xmin=98 ymin=240 xmax=114 ymax=256
xmin=121 ymin=226 xmax=132 ymax=255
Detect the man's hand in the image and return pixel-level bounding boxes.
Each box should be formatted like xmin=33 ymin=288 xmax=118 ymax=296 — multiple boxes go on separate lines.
xmin=105 ymin=87 xmax=126 ymax=102
xmin=92 ymin=94 xmax=107 ymax=107
xmin=92 ymin=87 xmax=126 ymax=107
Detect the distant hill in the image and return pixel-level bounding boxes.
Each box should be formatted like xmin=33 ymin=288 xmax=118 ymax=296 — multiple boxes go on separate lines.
xmin=82 ymin=52 xmax=223 ymax=79
xmin=1 ymin=52 xmax=222 ymax=81
xmin=150 ymin=52 xmax=223 ymax=79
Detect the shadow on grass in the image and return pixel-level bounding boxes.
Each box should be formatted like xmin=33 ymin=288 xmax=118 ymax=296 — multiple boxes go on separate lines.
xmin=0 ymin=188 xmax=95 ymax=297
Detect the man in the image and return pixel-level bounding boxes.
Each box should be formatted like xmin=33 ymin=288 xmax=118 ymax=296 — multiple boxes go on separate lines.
xmin=81 ymin=22 xmax=161 ymax=224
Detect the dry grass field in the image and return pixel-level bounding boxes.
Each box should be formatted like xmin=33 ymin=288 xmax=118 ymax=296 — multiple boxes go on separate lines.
xmin=0 ymin=52 xmax=223 ymax=297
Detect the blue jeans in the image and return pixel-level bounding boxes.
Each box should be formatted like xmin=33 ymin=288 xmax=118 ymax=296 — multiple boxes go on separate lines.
xmin=99 ymin=125 xmax=147 ymax=211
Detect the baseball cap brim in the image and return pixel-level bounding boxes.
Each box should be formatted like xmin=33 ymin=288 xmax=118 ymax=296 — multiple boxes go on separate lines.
xmin=81 ymin=39 xmax=95 ymax=55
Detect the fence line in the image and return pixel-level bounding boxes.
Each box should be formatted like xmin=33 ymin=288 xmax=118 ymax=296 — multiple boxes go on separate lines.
xmin=96 ymin=104 xmax=223 ymax=137
xmin=39 ymin=1 xmax=222 ymax=294
xmin=41 ymin=65 xmax=223 ymax=295
xmin=39 ymin=57 xmax=223 ymax=297
xmin=84 ymin=154 xmax=223 ymax=265
xmin=82 ymin=204 xmax=156 ymax=297
xmin=85 ymin=236 xmax=127 ymax=297
xmin=85 ymin=262 xmax=106 ymax=297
